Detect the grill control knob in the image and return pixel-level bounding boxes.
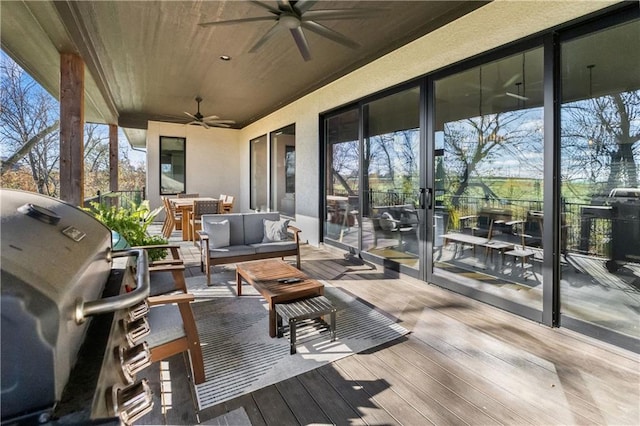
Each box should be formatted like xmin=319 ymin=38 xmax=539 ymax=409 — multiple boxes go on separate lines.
xmin=116 ymin=342 xmax=151 ymax=383
xmin=127 ymin=300 xmax=149 ymax=322
xmin=108 ymin=379 xmax=154 ymax=425
xmin=122 ymin=317 xmax=150 ymax=347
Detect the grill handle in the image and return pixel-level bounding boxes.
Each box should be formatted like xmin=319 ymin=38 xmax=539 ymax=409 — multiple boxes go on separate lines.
xmin=74 ymin=248 xmax=150 ymax=324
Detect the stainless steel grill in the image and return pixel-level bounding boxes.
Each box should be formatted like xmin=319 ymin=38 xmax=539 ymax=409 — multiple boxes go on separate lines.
xmin=1 ymin=189 xmax=152 ymax=425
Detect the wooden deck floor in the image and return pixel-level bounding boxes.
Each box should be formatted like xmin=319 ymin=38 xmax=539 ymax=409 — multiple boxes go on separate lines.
xmin=139 ymin=227 xmax=639 ymax=425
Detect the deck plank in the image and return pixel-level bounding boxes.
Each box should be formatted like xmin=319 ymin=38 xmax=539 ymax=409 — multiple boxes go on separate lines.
xmin=316 ymin=363 xmax=400 ymax=425
xmin=251 ymin=385 xmax=300 ymax=426
xmin=274 ymin=377 xmax=332 ymax=425
xmin=296 ymin=368 xmax=367 ymax=425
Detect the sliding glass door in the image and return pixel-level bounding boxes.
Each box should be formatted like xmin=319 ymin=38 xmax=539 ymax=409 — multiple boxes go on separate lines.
xmin=430 ymin=47 xmax=545 ymax=313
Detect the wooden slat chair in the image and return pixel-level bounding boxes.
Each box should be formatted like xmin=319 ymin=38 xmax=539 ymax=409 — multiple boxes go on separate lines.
xmin=222 ymin=195 xmax=234 ymax=213
xmin=190 ymin=199 xmax=222 ymax=244
xmin=161 ymin=197 xmax=182 ymax=238
xmin=134 ymin=244 xmax=188 ymax=296
xmin=146 ymin=293 xmax=206 ymax=385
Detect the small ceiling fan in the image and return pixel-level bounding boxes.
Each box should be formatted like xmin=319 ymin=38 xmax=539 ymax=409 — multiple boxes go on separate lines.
xmin=184 ymin=96 xmax=235 ymax=129
xmin=199 ymin=0 xmax=384 ymax=62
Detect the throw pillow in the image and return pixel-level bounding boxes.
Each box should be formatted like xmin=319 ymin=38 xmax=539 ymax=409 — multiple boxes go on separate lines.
xmin=205 ymin=220 xmax=230 ymax=249
xmin=262 ymin=218 xmax=290 ymax=242
xmin=379 ymin=212 xmax=397 ymax=231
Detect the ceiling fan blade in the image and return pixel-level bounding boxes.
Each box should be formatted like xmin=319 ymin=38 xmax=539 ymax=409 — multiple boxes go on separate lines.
xmin=301 ymin=21 xmax=359 ymax=49
xmin=199 ymin=16 xmax=275 ymax=27
xmin=202 ymin=114 xmax=220 ymax=121
xmin=251 ymin=0 xmax=281 ymax=15
xmin=293 ymin=0 xmax=318 ymax=15
xmin=505 ymin=92 xmax=529 ymax=101
xmin=206 ymin=119 xmax=236 ymax=124
xmin=184 ymin=111 xmax=198 ymax=120
xmin=249 ymin=21 xmax=281 ymax=53
xmin=302 ymin=9 xmax=387 ymax=21
xmin=290 ymin=27 xmax=311 ymax=61
xmin=209 ymin=123 xmax=232 ymax=128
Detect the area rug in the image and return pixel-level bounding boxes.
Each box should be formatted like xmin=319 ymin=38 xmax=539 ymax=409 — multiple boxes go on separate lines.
xmin=191 ymin=285 xmax=409 ymax=410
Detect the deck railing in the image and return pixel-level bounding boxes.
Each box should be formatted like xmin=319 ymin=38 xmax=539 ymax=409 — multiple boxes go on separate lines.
xmin=327 ymin=190 xmax=616 ymax=258
xmin=84 ymin=188 xmax=146 ymax=210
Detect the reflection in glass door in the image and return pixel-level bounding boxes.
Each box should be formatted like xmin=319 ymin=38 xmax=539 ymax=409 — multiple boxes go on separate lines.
xmin=431 ymin=48 xmax=545 ymax=312
xmin=362 ymin=87 xmax=421 ymax=270
xmin=559 ymin=19 xmax=640 ymax=342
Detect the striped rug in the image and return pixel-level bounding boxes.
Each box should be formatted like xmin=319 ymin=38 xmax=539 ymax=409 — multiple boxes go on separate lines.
xmin=191 ymin=285 xmax=409 ymax=410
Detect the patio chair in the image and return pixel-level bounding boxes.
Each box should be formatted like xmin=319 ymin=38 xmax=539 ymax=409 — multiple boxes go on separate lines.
xmin=146 ymin=293 xmax=205 ymax=385
xmin=161 ymin=196 xmax=182 ymax=238
xmin=190 ymin=199 xmax=222 ymax=244
xmin=133 ymin=244 xmax=188 ymax=296
xmin=222 ymin=195 xmax=234 ymax=213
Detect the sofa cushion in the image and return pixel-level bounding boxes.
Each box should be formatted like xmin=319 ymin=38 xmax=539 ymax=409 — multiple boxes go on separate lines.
xmin=206 ymin=219 xmax=230 ymax=248
xmin=379 ymin=212 xmax=397 ymax=231
xmin=243 ymin=212 xmax=280 ymax=245
xmin=262 ymin=218 xmax=290 ymax=242
xmin=202 ymin=213 xmax=245 ymax=246
xmin=209 ymin=245 xmax=256 ymax=259
xmin=250 ymin=241 xmax=298 ymax=254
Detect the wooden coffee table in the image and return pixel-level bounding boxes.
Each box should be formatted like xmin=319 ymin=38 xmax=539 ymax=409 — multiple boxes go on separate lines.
xmin=236 ymin=259 xmax=324 ymax=337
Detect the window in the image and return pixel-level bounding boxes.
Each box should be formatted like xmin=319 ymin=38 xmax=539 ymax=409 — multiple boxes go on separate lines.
xmin=250 ymin=135 xmax=268 ymax=211
xmin=159 ymin=136 xmax=185 ymax=195
xmin=270 ymin=124 xmax=296 ymax=217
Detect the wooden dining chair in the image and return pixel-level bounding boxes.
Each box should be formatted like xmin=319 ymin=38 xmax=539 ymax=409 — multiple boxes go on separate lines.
xmin=146 ymin=293 xmax=206 ymax=385
xmin=222 ymin=195 xmax=234 ymax=213
xmin=190 ymin=199 xmax=221 ymax=244
xmin=161 ymin=197 xmax=182 ymax=238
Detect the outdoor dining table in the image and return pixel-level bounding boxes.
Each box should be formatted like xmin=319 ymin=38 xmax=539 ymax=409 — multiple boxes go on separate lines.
xmin=170 ymin=197 xmax=218 ymax=241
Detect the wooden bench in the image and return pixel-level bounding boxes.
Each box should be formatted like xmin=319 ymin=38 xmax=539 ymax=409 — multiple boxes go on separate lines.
xmin=275 ymin=295 xmax=336 ymax=354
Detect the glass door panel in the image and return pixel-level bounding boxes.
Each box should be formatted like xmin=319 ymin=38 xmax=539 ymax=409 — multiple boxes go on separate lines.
xmin=432 ymin=47 xmax=545 ymax=311
xmin=325 ymin=108 xmax=360 ymax=246
xmin=362 ymin=87 xmax=421 ymax=270
xmin=559 ymin=19 xmax=640 ymax=340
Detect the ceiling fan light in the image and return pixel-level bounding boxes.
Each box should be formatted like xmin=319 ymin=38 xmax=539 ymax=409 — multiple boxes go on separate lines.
xmin=279 ymin=14 xmax=300 ymax=29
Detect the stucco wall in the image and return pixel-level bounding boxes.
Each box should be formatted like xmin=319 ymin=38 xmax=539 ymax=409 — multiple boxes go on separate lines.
xmin=146 ymin=121 xmax=241 ymax=219
xmin=147 ymin=1 xmax=618 ymax=246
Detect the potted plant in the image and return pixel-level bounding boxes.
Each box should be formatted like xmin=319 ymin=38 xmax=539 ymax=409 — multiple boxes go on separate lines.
xmin=85 ymin=198 xmax=168 ymax=261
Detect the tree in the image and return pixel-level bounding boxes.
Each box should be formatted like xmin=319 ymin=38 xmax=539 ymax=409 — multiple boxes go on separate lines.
xmin=1 ymin=57 xmax=61 ymax=195
xmin=561 ymin=91 xmax=640 ymax=194
xmin=1 ymin=55 xmax=147 ymax=198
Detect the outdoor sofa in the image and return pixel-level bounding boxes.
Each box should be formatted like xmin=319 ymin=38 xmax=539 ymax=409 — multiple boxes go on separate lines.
xmin=197 ymin=212 xmax=301 ymax=285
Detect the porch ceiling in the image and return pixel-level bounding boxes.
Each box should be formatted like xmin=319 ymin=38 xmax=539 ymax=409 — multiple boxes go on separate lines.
xmin=1 ymin=0 xmax=488 ymax=148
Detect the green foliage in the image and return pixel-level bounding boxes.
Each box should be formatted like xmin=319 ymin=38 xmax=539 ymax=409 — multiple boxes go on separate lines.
xmin=84 ymin=198 xmax=168 ymax=261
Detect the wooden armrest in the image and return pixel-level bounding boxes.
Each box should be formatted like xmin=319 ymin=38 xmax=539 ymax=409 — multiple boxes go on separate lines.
xmin=148 ymin=293 xmax=194 ymax=306
xmin=133 ymin=244 xmax=182 ymax=260
xmin=149 ymin=263 xmax=185 ymax=273
xmin=197 ymin=230 xmax=209 ymax=240
xmin=505 ymin=220 xmax=525 ymax=226
xmin=459 ymin=215 xmax=477 ymax=220
xmin=150 ymin=258 xmax=183 ymax=266
xmin=287 ymin=225 xmax=301 ymax=243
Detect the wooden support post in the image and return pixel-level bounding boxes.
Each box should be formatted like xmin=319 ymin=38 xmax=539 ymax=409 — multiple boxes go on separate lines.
xmin=59 ymin=53 xmax=84 ymax=206
xmin=109 ymin=124 xmax=119 ymax=192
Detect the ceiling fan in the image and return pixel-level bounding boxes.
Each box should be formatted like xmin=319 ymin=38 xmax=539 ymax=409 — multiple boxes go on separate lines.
xmin=184 ymin=96 xmax=235 ymax=129
xmin=199 ymin=0 xmax=384 ymax=62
